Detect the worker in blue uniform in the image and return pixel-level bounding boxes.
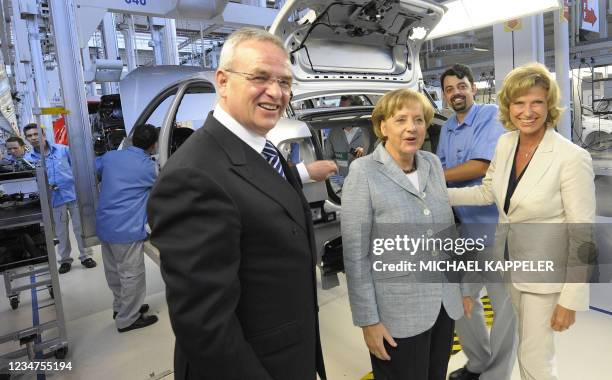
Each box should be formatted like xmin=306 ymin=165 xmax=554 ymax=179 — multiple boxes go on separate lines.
xmin=5 ymin=136 xmax=26 ymax=161
xmin=5 ymin=137 xmax=35 ymax=170
xmin=437 ymin=64 xmax=516 ymax=380
xmin=95 ymin=123 xmax=159 ymax=333
xmin=23 ymin=123 xmax=96 ymax=274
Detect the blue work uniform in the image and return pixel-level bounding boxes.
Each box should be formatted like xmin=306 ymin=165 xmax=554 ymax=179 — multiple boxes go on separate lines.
xmin=25 ymin=143 xmax=76 ymax=208
xmin=4 ymin=154 xmax=17 ymax=164
xmin=95 ymin=146 xmax=157 ymax=244
xmin=437 ymin=104 xmax=517 ymax=380
xmin=436 ymin=103 xmax=505 ymax=224
xmin=95 ymin=146 xmax=156 ymax=329
xmin=26 ymin=143 xmax=92 ymax=264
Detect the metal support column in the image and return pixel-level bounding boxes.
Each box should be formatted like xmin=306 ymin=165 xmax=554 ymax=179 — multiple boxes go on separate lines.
xmin=118 ymin=14 xmax=137 ymax=72
xmin=599 ymin=0 xmax=608 ymax=38
xmin=23 ymin=1 xmax=53 ymax=137
xmin=101 ymin=12 xmax=119 ymax=94
xmin=200 ymin=22 xmax=206 ymax=67
xmin=0 ymin=0 xmax=13 ymax=78
xmin=10 ymin=0 xmax=34 ymax=130
xmin=148 ymin=17 xmax=163 ymax=66
xmin=554 ymin=7 xmax=572 ymax=139
xmin=11 ymin=41 xmax=34 ymax=131
xmin=49 ymin=0 xmax=99 ymax=246
xmin=81 ymin=47 xmax=97 ymax=97
xmin=161 ymin=18 xmax=179 ymax=65
xmin=209 ymin=45 xmax=221 ymax=69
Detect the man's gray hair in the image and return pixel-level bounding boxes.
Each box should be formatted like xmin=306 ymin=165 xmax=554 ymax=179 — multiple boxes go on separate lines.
xmin=218 ymin=27 xmax=287 ymax=70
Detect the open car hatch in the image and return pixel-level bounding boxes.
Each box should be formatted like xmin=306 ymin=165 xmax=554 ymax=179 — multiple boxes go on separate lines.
xmin=270 ymin=0 xmax=445 ymax=100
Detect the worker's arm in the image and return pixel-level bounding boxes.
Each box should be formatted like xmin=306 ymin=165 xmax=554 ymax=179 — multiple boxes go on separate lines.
xmin=443 ymin=159 xmax=490 ymax=183
xmin=441 ymin=105 xmax=505 ymax=184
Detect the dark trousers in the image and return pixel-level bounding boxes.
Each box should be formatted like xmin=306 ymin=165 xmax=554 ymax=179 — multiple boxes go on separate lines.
xmin=371 ymin=306 xmax=455 ymax=380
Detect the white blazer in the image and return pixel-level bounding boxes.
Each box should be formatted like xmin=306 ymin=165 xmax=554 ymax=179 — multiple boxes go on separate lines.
xmin=448 ymin=128 xmax=596 ymax=310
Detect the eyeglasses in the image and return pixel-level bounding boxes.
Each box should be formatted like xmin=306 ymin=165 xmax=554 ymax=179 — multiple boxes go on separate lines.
xmin=225 ymin=70 xmax=293 ymax=93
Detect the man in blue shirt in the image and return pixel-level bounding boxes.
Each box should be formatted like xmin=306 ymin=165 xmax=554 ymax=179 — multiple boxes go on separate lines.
xmin=6 ymin=136 xmax=27 ymax=162
xmin=437 ymin=64 xmax=516 ymax=380
xmin=5 ymin=137 xmax=35 ymax=171
xmin=96 ymin=124 xmax=158 ymax=333
xmin=24 ymin=124 xmax=96 ymax=274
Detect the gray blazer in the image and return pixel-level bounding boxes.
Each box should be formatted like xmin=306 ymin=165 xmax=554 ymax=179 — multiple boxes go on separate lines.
xmin=341 ymin=144 xmax=463 ymax=338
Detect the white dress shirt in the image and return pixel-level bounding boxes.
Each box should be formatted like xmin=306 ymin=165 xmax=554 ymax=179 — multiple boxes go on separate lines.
xmin=405 ymin=170 xmax=419 ymax=191
xmin=344 ymin=127 xmax=358 ymax=144
xmin=213 ymin=105 xmax=311 ymax=182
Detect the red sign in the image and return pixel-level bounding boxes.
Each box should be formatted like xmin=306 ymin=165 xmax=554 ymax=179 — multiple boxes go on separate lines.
xmin=584 ymin=7 xmax=597 ymax=25
xmin=581 ymin=0 xmax=599 ymax=32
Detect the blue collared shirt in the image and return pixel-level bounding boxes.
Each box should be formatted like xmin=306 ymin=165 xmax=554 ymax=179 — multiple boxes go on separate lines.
xmin=4 ymin=154 xmax=18 ymax=164
xmin=5 ymin=154 xmax=35 ymax=170
xmin=437 ymin=103 xmax=505 ymax=224
xmin=25 ymin=143 xmax=76 ymax=208
xmin=95 ymin=146 xmax=157 ymax=244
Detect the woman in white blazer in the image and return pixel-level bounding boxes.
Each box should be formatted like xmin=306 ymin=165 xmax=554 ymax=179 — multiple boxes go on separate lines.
xmin=448 ymin=63 xmax=596 ymax=380
xmin=342 ymin=89 xmax=466 ymax=380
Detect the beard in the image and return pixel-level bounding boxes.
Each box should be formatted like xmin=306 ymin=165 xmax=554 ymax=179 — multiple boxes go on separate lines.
xmin=450 ymin=95 xmax=468 ymax=112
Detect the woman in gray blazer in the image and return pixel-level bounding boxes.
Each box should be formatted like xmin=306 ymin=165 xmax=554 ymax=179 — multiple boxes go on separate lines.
xmin=342 ymin=89 xmax=467 ymax=380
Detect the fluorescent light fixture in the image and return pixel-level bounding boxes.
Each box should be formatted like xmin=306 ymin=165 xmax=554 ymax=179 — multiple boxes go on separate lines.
xmin=475 ymin=80 xmax=490 ymax=89
xmin=427 ymin=0 xmax=561 ymax=40
xmin=410 ymin=27 xmax=428 ymax=40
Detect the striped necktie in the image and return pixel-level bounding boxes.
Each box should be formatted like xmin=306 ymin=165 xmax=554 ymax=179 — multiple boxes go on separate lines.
xmin=261 ymin=140 xmax=286 ymax=179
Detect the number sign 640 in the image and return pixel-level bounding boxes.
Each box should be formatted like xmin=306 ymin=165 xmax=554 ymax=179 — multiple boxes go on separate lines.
xmin=125 ymin=0 xmax=147 ymax=5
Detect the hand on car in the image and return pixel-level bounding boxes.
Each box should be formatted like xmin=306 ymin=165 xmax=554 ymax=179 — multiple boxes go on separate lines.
xmin=362 ymin=322 xmax=397 ymax=361
xmin=550 ymin=304 xmax=576 ymax=331
xmin=306 ymin=160 xmax=338 ymax=182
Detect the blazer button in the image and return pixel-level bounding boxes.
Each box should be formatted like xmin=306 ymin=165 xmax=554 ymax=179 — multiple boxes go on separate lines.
xmin=427 ymin=229 xmax=434 ymax=237
xmin=292 ymin=227 xmax=297 ymax=235
xmin=423 ymin=209 xmax=431 ymax=216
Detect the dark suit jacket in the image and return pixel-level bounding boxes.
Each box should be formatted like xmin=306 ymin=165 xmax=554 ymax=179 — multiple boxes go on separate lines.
xmin=147 ymin=114 xmax=325 ymax=380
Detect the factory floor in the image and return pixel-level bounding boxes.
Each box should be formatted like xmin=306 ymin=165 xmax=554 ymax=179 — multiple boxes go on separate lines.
xmin=1 ymin=238 xmax=611 ymax=380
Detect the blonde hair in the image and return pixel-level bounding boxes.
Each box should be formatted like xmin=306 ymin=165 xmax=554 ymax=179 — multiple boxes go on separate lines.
xmin=372 ymin=89 xmax=434 ymax=141
xmin=497 ymin=62 xmax=563 ymax=131
xmin=218 ymin=28 xmax=287 ymax=70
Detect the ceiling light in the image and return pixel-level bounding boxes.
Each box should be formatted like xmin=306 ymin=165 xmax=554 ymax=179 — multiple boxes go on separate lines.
xmin=427 ymin=0 xmax=560 ymax=40
xmin=410 ymin=27 xmax=428 ymax=40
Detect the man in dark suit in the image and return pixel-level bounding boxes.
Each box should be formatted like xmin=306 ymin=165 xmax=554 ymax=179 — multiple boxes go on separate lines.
xmin=147 ymin=28 xmax=328 ymax=380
